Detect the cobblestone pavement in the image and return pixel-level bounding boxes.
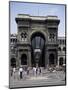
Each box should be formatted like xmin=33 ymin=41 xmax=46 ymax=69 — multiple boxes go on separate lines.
xmin=9 ymin=70 xmax=66 ymax=88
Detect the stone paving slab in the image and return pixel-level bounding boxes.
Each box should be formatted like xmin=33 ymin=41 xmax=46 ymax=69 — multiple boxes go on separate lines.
xmin=9 ymin=71 xmax=66 ymax=88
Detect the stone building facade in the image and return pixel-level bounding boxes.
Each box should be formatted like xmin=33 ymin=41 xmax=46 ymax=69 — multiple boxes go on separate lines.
xmin=10 ymin=14 xmax=66 ymax=68
xmin=58 ymin=37 xmax=66 ymax=67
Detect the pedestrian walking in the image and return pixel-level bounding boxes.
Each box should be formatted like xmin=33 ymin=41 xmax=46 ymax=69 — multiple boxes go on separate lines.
xmin=33 ymin=67 xmax=36 ymax=76
xmin=39 ymin=67 xmax=41 ymax=75
xmin=11 ymin=68 xmax=13 ymax=76
xmin=13 ymin=67 xmax=16 ymax=79
xmin=36 ymin=68 xmax=38 ymax=76
xmin=19 ymin=66 xmax=23 ymax=79
xmin=27 ymin=67 xmax=29 ymax=75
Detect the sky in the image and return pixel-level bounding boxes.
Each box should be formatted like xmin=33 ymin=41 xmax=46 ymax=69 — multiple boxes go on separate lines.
xmin=10 ymin=1 xmax=66 ymax=37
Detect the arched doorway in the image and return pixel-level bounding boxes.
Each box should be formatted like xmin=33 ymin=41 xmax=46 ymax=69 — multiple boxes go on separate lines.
xmin=31 ymin=32 xmax=45 ymax=67
xmin=49 ymin=53 xmax=55 ymax=66
xmin=11 ymin=58 xmax=16 ymax=68
xmin=21 ymin=54 xmax=27 ymax=65
xmin=59 ymin=57 xmax=63 ymax=66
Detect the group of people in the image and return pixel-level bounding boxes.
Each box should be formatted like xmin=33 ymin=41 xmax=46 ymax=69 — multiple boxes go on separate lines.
xmin=32 ymin=67 xmax=42 ymax=76
xmin=11 ymin=66 xmax=42 ymax=80
xmin=11 ymin=66 xmax=29 ymax=79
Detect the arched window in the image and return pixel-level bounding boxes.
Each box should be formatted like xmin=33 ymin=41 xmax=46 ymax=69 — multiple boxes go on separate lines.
xmin=59 ymin=57 xmax=63 ymax=66
xmin=21 ymin=32 xmax=27 ymax=41
xmin=49 ymin=33 xmax=55 ymax=39
xmin=11 ymin=58 xmax=16 ymax=67
xmin=15 ymin=39 xmax=17 ymax=43
xmin=10 ymin=39 xmax=12 ymax=43
xmin=63 ymin=47 xmax=66 ymax=51
xmin=13 ymin=39 xmax=15 ymax=43
xmin=58 ymin=47 xmax=61 ymax=51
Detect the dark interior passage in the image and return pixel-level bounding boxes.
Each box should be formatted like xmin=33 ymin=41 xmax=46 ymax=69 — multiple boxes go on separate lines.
xmin=21 ymin=54 xmax=27 ymax=65
xmin=31 ymin=32 xmax=45 ymax=67
xmin=49 ymin=53 xmax=54 ymax=66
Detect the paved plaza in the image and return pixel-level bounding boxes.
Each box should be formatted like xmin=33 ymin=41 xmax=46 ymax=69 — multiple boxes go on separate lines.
xmin=9 ymin=69 xmax=66 ymax=88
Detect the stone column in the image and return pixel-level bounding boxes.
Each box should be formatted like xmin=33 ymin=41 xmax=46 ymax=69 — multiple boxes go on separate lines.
xmin=54 ymin=53 xmax=57 ymax=66
xmin=56 ymin=50 xmax=58 ymax=66
xmin=57 ymin=57 xmax=59 ymax=66
xmin=28 ymin=50 xmax=31 ymax=67
xmin=17 ymin=50 xmax=20 ymax=67
xmin=45 ymin=49 xmax=49 ymax=68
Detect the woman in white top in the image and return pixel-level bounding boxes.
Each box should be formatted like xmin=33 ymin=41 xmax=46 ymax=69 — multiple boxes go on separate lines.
xmin=13 ymin=67 xmax=16 ymax=79
xmin=19 ymin=67 xmax=23 ymax=79
xmin=33 ymin=67 xmax=36 ymax=76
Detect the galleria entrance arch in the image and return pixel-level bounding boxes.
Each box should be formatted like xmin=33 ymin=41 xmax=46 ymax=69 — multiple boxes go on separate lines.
xmin=31 ymin=32 xmax=45 ymax=67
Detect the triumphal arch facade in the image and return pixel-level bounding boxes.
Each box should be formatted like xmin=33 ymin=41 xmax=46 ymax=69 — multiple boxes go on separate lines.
xmin=15 ymin=14 xmax=60 ymax=68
